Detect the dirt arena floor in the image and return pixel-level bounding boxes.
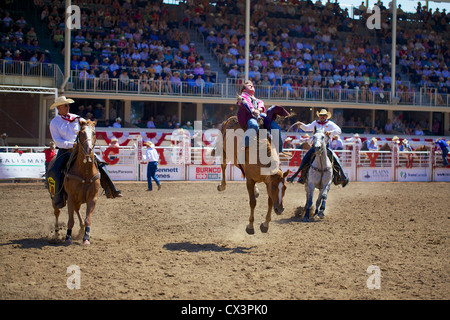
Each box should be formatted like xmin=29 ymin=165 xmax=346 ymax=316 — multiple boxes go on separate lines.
xmin=0 ymin=180 xmax=448 ymax=301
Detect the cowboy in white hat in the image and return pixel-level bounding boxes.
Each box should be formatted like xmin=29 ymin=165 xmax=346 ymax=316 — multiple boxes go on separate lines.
xmin=47 ymin=96 xmax=121 ymax=208
xmin=400 ymin=138 xmax=412 ymax=152
xmin=143 ymin=141 xmax=161 ymax=191
xmin=288 ymin=108 xmax=349 ymax=187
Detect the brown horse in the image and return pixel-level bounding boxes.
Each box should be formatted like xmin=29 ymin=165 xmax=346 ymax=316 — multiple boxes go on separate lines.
xmin=216 ymin=116 xmax=289 ymax=234
xmin=48 ymin=119 xmax=100 ymax=245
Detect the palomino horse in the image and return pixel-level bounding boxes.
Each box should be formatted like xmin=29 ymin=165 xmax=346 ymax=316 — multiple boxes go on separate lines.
xmin=302 ymin=129 xmax=333 ymax=222
xmin=216 ymin=116 xmax=290 ymax=234
xmin=48 ymin=119 xmax=100 ymax=245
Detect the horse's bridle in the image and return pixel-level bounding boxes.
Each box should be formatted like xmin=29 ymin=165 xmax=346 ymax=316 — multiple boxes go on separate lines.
xmin=311 ymin=134 xmax=332 ymax=173
xmin=65 ymin=123 xmax=100 ymax=184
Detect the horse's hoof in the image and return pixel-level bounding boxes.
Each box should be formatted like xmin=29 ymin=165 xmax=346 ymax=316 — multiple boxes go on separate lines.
xmin=260 ymin=223 xmax=269 ymax=233
xmin=217 ymin=185 xmax=224 ymax=192
xmin=65 ymin=239 xmax=72 ymax=245
xmin=83 ymin=240 xmax=90 ymax=246
xmin=317 ymin=212 xmax=325 ymax=219
xmin=246 ymin=226 xmax=255 ymax=235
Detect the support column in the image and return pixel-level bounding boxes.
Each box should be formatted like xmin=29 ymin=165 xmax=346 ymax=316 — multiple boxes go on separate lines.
xmin=444 ymin=112 xmax=450 ymax=136
xmin=196 ymin=103 xmax=203 ymax=123
xmin=124 ymin=100 xmax=131 ymax=124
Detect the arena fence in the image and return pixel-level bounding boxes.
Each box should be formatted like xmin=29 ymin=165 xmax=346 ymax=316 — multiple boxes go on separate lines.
xmin=1 ymin=142 xmax=449 ymax=182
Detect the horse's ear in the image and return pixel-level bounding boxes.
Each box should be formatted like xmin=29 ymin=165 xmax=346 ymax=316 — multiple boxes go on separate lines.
xmin=283 ymin=170 xmax=290 ymax=178
xmin=92 ymin=119 xmax=97 ymax=126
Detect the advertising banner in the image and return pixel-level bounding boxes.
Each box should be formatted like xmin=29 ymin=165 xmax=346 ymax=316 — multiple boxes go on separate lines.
xmin=0 ymin=153 xmax=45 ymax=179
xmin=107 ymin=165 xmax=136 ymax=181
xmin=189 ymin=165 xmax=223 ymax=181
xmin=140 ymin=164 xmax=185 ymax=181
xmin=397 ymin=168 xmax=430 ymax=182
xmin=358 ymin=168 xmax=393 ymax=182
xmin=434 ymin=168 xmax=450 ymax=182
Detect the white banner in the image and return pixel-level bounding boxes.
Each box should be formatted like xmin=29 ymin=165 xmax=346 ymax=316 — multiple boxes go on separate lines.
xmin=107 ymin=164 xmax=136 ymax=181
xmin=140 ymin=164 xmax=185 ymax=181
xmin=358 ymin=168 xmax=393 ymax=182
xmin=434 ymin=168 xmax=450 ymax=182
xmin=0 ymin=153 xmax=45 ymax=179
xmin=189 ymin=165 xmax=223 ymax=181
xmin=397 ymin=168 xmax=430 ymax=182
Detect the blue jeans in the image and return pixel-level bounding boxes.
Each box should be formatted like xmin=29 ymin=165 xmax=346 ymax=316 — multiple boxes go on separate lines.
xmin=443 ymin=147 xmax=449 ymax=166
xmin=242 ymin=118 xmax=283 ymax=153
xmin=147 ymin=161 xmax=160 ymax=190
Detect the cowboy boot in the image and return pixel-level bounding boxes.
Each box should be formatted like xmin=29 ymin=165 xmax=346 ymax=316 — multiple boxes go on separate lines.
xmin=98 ymin=164 xmax=122 ymax=198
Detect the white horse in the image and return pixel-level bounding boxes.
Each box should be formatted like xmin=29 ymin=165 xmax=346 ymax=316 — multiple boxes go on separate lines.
xmin=302 ymin=129 xmax=333 ymax=222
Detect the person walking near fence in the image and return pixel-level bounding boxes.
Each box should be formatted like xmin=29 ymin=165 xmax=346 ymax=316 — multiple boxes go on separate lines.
xmin=144 ymin=141 xmax=161 ymax=191
xmin=435 ymin=138 xmax=450 ymax=167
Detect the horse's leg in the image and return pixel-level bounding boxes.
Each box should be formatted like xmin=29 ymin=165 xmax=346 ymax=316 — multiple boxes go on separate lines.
xmin=314 ymin=189 xmax=324 ymax=218
xmin=65 ymin=199 xmax=75 ymax=245
xmin=83 ymin=197 xmax=97 ymax=245
xmin=53 ymin=204 xmax=61 ymax=239
xmin=317 ymin=182 xmax=332 ymax=219
xmin=260 ymin=193 xmax=273 ymax=233
xmin=217 ymin=162 xmax=227 ymax=191
xmin=245 ymin=180 xmax=257 ymax=235
xmin=303 ymin=183 xmax=314 ymax=222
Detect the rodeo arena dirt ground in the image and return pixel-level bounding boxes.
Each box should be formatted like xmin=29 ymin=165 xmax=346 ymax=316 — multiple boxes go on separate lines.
xmin=0 ymin=180 xmax=448 ymax=302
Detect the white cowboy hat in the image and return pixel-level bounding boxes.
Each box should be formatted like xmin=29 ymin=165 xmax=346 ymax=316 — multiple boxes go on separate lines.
xmin=316 ymin=109 xmax=332 ymax=119
xmin=145 ymin=141 xmax=155 ymax=148
xmin=50 ymin=96 xmax=74 ymax=109
xmin=402 ymin=139 xmax=409 ymax=144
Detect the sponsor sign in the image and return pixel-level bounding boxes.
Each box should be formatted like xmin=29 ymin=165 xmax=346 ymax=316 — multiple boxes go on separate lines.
xmin=434 ymin=168 xmax=450 ymax=182
xmin=397 ymin=169 xmax=429 ymax=182
xmin=358 ymin=168 xmax=392 ymax=182
xmin=140 ymin=165 xmax=184 ymax=181
xmin=107 ymin=165 xmax=136 ymax=181
xmin=0 ymin=153 xmax=45 ymax=179
xmin=189 ymin=165 xmax=223 ymax=181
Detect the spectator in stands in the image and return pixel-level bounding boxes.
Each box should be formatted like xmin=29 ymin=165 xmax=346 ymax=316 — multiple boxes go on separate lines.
xmin=113 ymin=117 xmax=122 ymax=128
xmin=147 ymin=117 xmax=156 ymax=129
xmin=414 ymin=124 xmax=424 ymax=136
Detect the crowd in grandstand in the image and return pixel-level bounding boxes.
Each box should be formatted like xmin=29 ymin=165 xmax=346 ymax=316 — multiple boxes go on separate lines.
xmin=1 ymin=1 xmax=448 ymax=97
xmin=1 ymin=0 xmax=449 ymax=135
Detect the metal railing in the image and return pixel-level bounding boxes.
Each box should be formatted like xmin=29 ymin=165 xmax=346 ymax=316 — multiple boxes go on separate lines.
xmin=69 ymin=73 xmax=450 ymax=107
xmin=0 ymin=59 xmax=63 ymax=87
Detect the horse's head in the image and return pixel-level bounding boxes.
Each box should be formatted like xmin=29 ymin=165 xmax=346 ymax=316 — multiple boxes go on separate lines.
xmin=77 ymin=119 xmax=97 ymax=157
xmin=312 ymin=129 xmax=327 ymax=152
xmin=268 ymin=169 xmax=290 ymax=215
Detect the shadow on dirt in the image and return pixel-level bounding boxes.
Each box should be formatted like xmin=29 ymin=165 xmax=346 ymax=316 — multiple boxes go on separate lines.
xmin=163 ymin=242 xmax=256 ymax=254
